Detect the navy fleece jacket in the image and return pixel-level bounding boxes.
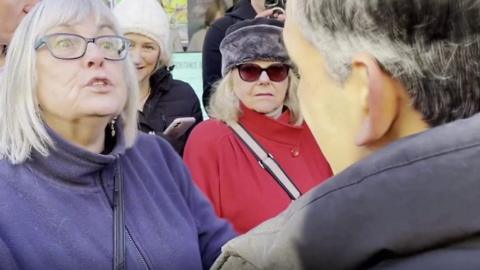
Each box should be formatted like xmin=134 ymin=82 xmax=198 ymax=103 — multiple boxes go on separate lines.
xmin=0 ymin=125 xmax=235 ymax=269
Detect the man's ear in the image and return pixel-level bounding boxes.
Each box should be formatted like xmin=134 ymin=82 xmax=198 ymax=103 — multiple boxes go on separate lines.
xmin=351 ymin=54 xmax=399 ymax=146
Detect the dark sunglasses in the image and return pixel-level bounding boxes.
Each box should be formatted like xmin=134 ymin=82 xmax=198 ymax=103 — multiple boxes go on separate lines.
xmin=236 ymin=63 xmax=290 ymax=82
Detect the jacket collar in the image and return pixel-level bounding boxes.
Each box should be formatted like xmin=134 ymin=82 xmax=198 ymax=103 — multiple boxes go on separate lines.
xmin=238 ymin=104 xmax=306 ymax=145
xmin=143 ymin=67 xmax=172 ymax=115
xmin=26 ymin=121 xmax=126 ymax=188
xmin=149 ymin=67 xmax=171 ymax=94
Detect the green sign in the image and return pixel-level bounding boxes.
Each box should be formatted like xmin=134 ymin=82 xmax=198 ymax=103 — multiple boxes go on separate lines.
xmin=171 ymin=52 xmax=207 ymax=118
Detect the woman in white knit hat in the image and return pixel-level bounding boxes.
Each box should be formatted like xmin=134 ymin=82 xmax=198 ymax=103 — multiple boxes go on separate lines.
xmin=114 ymin=0 xmax=202 ymax=156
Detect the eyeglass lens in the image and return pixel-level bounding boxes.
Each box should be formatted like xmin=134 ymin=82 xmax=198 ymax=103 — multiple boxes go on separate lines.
xmin=43 ymin=34 xmax=128 ymax=60
xmin=237 ymin=63 xmax=289 ymax=82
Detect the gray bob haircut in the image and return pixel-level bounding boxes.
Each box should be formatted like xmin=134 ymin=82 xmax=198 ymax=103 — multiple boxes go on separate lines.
xmin=0 ymin=0 xmax=139 ymax=164
xmin=208 ymin=70 xmax=302 ymax=126
xmin=290 ymin=0 xmax=480 ymax=127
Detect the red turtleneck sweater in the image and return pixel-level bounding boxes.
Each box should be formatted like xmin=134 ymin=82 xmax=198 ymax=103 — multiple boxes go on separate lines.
xmin=184 ymin=107 xmax=333 ymax=233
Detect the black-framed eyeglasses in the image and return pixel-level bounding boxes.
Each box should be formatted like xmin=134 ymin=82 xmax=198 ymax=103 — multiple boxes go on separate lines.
xmin=236 ymin=63 xmax=290 ymax=82
xmin=34 ymin=33 xmax=131 ymax=61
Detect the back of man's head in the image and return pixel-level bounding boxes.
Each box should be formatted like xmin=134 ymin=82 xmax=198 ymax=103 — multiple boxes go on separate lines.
xmin=291 ymin=0 xmax=480 ymax=126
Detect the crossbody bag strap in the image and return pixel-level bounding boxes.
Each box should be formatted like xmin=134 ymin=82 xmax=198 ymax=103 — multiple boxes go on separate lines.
xmin=229 ymin=122 xmax=301 ymax=200
xmin=113 ymin=159 xmax=126 ymax=270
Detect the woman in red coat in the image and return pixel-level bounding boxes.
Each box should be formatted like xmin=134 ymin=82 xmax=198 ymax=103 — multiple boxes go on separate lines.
xmin=184 ymin=18 xmax=333 ymax=233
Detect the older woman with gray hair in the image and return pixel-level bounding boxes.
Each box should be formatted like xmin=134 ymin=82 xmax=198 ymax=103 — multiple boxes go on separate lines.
xmin=184 ymin=17 xmax=332 ymax=234
xmin=0 ymin=0 xmax=235 ymax=269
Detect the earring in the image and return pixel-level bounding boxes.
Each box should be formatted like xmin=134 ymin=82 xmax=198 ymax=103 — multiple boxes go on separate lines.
xmin=110 ymin=118 xmax=117 ymax=137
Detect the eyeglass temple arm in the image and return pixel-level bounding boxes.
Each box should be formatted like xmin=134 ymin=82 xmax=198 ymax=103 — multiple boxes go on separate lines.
xmin=34 ymin=38 xmax=46 ymax=50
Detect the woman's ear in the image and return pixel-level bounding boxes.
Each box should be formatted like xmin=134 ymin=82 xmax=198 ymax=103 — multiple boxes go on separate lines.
xmin=351 ymin=54 xmax=399 ymax=146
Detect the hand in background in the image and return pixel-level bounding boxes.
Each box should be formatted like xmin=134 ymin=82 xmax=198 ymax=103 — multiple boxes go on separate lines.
xmin=255 ymin=8 xmax=286 ymax=21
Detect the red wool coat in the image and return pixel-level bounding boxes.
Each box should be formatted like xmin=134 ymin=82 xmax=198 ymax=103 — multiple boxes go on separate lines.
xmin=184 ymin=107 xmax=333 ymax=233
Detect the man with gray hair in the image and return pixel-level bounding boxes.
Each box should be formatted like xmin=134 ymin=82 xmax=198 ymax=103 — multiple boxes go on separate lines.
xmin=212 ymin=0 xmax=480 ymax=269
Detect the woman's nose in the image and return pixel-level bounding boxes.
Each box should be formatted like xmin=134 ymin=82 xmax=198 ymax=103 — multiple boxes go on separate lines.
xmin=129 ymin=49 xmax=142 ymax=65
xmin=258 ymin=70 xmax=270 ymax=82
xmin=83 ymin=43 xmax=105 ymax=68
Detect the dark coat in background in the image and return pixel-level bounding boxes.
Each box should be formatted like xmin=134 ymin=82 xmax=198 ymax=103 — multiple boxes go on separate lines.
xmin=201 ymin=0 xmax=256 ymax=108
xmin=139 ymin=67 xmax=203 ymax=156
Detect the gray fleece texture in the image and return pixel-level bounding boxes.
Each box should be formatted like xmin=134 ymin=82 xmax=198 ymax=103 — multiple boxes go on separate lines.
xmin=220 ymin=18 xmax=292 ymax=76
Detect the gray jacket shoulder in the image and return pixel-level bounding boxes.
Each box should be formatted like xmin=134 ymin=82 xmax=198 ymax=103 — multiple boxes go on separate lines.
xmin=212 ymin=113 xmax=480 ymax=270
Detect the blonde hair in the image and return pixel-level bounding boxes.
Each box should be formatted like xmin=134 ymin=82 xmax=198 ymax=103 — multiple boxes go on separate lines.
xmin=0 ymin=0 xmax=138 ymax=164
xmin=208 ymin=69 xmax=302 ymax=125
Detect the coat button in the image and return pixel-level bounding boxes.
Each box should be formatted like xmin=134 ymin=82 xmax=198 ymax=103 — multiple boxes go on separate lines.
xmin=291 ymin=147 xmax=300 ymax=157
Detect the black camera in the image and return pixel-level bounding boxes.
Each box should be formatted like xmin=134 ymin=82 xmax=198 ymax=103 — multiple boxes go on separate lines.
xmin=264 ymin=0 xmax=286 ymax=10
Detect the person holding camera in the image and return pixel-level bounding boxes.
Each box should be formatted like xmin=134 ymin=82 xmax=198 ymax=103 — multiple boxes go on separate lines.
xmin=201 ymin=0 xmax=286 ymax=109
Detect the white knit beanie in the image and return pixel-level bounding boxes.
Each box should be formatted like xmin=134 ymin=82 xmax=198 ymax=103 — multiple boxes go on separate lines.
xmin=113 ymin=0 xmax=171 ymax=66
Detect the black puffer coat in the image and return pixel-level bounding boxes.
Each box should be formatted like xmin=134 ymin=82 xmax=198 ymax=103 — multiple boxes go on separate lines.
xmin=139 ymin=67 xmax=203 ymax=156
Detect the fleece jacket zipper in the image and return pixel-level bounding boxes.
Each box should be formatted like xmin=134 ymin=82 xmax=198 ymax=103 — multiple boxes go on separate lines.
xmin=100 ymin=169 xmax=150 ymax=270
